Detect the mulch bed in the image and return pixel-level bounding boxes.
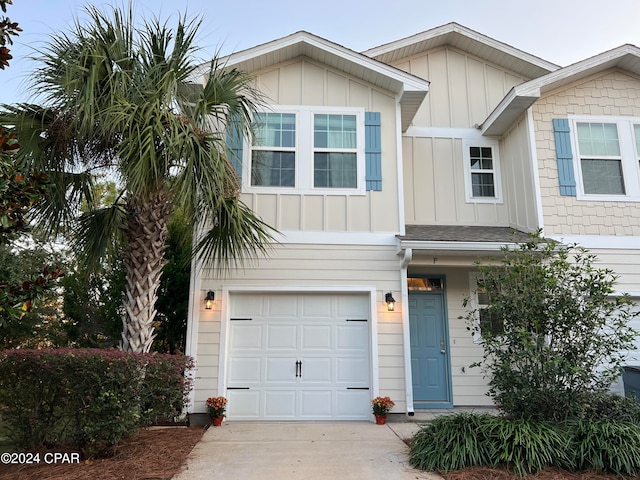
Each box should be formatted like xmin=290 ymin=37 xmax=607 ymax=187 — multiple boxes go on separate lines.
xmin=0 ymin=426 xmax=205 ymax=480
xmin=441 ymin=466 xmax=633 ymax=480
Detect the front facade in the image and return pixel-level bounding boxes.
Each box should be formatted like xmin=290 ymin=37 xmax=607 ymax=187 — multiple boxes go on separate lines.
xmin=186 ymin=24 xmax=640 ymax=420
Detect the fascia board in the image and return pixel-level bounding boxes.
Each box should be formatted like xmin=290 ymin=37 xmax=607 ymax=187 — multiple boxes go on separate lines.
xmin=398 ymin=239 xmax=518 ymax=252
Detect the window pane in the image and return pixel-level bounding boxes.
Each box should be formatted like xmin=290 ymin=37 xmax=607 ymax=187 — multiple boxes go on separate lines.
xmin=314 ymin=152 xmax=357 ymax=188
xmin=634 ymin=124 xmax=640 ymax=155
xmin=470 ymin=146 xmax=493 ymax=170
xmin=471 ymin=172 xmax=495 ymax=197
xmin=251 ymin=151 xmax=295 ymax=187
xmin=577 ymin=123 xmax=620 ymax=156
xmin=254 ymin=113 xmax=296 ymax=148
xmin=479 ymin=309 xmax=504 ymax=336
xmin=581 ymin=159 xmax=625 ymax=195
xmin=314 ymin=114 xmax=357 ymax=149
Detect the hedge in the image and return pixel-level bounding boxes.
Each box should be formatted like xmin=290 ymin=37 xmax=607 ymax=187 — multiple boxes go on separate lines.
xmin=0 ymin=348 xmax=193 ymax=456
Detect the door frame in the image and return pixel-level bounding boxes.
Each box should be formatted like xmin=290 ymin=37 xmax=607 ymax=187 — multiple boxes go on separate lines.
xmin=217 ymin=285 xmax=380 ymax=417
xmin=406 ymin=275 xmax=453 ymax=409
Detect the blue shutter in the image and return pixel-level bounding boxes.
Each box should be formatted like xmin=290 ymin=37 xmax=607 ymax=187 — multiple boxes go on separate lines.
xmin=552 ymin=118 xmax=576 ymax=196
xmin=365 ymin=112 xmax=382 ymax=191
xmin=226 ymin=119 xmax=244 ymax=179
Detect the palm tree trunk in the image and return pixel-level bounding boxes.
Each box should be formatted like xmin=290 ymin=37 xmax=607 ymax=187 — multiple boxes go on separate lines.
xmin=120 ymin=190 xmax=171 ymax=353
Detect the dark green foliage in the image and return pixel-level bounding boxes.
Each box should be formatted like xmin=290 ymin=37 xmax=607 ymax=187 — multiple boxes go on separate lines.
xmin=574 ymin=390 xmax=640 ymax=423
xmin=0 ymin=349 xmax=193 ymax=457
xmin=410 ymin=413 xmax=640 ymax=477
xmin=480 ymin=418 xmax=571 ymax=476
xmin=569 ymin=421 xmax=640 ymax=475
xmin=463 ymin=233 xmax=638 ymax=421
xmin=409 ymin=413 xmax=494 ymax=471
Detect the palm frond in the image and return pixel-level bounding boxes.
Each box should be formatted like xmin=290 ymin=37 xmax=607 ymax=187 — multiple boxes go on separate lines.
xmin=193 ymin=198 xmax=277 ymax=273
xmin=73 ymin=204 xmax=127 ymax=270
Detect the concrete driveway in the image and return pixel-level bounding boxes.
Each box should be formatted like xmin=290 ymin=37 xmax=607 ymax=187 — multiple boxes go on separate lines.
xmin=172 ymin=421 xmax=442 ymax=480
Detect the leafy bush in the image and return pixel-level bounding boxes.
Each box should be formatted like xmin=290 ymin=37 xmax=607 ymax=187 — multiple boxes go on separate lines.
xmin=462 ymin=234 xmax=639 ymax=421
xmin=575 ymin=391 xmax=640 ymax=423
xmin=0 ymin=349 xmax=193 ymax=456
xmin=409 ymin=413 xmax=494 ymax=471
xmin=569 ymin=421 xmax=640 ymax=475
xmin=480 ymin=417 xmax=571 ymax=476
xmin=410 ymin=413 xmax=640 ymax=477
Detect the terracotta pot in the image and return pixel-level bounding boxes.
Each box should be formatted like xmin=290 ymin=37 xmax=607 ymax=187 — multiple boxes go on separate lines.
xmin=374 ymin=414 xmax=387 ymax=425
xmin=211 ymin=415 xmax=224 ymax=426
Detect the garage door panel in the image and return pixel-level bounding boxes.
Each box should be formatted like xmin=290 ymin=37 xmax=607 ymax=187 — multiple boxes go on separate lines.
xmin=267 ymin=295 xmax=299 ymax=317
xmin=265 ymin=357 xmax=297 ymax=383
xmin=227 ymin=390 xmax=261 ymax=419
xmin=230 ymin=325 xmax=262 ymax=349
xmin=228 ymin=357 xmax=262 ymax=383
xmin=335 ymin=357 xmax=369 ymax=383
xmin=301 ymin=325 xmax=332 ymax=349
xmin=265 ymin=390 xmax=297 ymax=417
xmin=336 ymin=324 xmax=369 ymax=350
xmin=231 ymin=294 xmax=265 ymax=317
xmin=266 ymin=325 xmax=297 ymax=349
xmin=300 ymin=390 xmax=332 ymax=417
xmin=336 ymin=390 xmax=370 ymax=417
xmin=301 ymin=296 xmax=332 ymax=318
xmin=337 ymin=295 xmax=369 ymax=317
xmin=300 ymin=357 xmax=332 ymax=383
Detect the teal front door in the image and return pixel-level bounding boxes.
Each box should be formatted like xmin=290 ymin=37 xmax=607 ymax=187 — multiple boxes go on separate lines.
xmin=409 ymin=291 xmax=451 ymax=407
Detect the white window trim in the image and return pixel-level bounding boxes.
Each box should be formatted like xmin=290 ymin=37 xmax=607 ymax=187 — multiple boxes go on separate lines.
xmin=569 ymin=115 xmax=640 ymax=202
xmin=243 ymin=105 xmax=366 ymax=196
xmin=462 ymin=138 xmax=503 ymax=204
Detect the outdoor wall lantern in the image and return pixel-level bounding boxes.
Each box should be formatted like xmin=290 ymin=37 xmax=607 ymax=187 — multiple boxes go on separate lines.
xmin=204 ymin=291 xmax=215 ymax=310
xmin=385 ymin=292 xmax=396 ymax=312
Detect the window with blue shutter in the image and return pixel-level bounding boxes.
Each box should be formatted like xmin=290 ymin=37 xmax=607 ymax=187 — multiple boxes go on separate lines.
xmin=365 ymin=112 xmax=382 ymax=191
xmin=552 ymin=118 xmax=577 ymax=196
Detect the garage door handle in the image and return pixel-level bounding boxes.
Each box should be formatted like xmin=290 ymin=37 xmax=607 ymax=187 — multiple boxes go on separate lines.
xmin=295 ymin=360 xmax=302 ymax=377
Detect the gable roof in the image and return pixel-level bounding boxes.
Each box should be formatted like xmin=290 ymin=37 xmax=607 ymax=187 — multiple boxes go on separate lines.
xmin=482 ymin=44 xmax=640 ymax=136
xmin=219 ymin=31 xmax=430 ymax=131
xmin=363 ymin=22 xmax=559 ymax=80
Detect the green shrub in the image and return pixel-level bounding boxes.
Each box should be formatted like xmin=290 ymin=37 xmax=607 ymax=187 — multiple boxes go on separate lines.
xmin=0 ymin=349 xmax=193 ymax=456
xmin=409 ymin=413 xmax=494 ymax=471
xmin=569 ymin=421 xmax=640 ymax=475
xmin=479 ymin=417 xmax=572 ymax=476
xmin=574 ymin=391 xmax=640 ymax=423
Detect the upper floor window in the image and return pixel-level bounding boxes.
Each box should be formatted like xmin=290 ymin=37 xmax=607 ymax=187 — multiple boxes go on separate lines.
xmin=570 ymin=116 xmax=640 ymax=201
xmin=246 ymin=106 xmax=366 ymax=195
xmin=462 ymin=139 xmax=503 ymax=204
xmin=252 ymin=113 xmax=296 ymax=187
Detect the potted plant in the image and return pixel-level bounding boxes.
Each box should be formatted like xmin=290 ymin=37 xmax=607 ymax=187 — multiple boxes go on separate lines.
xmin=371 ymin=396 xmax=395 ymax=424
xmin=206 ymin=396 xmax=227 ymax=426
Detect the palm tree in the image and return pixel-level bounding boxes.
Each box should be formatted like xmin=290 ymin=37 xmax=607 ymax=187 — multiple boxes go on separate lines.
xmin=0 ymin=5 xmax=275 ymax=352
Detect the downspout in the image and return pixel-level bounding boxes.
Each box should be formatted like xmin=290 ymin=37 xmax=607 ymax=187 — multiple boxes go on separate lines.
xmin=400 ymin=247 xmax=414 ymax=416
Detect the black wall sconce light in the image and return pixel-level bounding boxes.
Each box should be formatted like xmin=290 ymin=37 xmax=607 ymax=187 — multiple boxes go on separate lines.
xmin=385 ymin=292 xmax=396 ymax=312
xmin=204 ymin=291 xmax=215 ymax=310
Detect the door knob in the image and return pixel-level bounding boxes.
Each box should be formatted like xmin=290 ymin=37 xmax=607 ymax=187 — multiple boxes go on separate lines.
xmin=440 ymin=349 xmax=446 ymax=354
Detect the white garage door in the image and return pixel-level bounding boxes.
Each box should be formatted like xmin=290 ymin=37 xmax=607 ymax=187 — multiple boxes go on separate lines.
xmin=226 ymin=293 xmax=371 ymax=420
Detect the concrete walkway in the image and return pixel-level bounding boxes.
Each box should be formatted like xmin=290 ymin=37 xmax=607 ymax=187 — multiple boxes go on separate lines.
xmin=173 ymin=421 xmax=441 ymax=480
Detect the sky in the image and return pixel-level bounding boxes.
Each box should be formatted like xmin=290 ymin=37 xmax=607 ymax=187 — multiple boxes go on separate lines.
xmin=2 ymin=0 xmax=640 ymax=105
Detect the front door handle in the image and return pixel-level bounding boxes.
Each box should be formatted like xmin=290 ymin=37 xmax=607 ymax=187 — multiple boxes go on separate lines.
xmin=440 ymin=349 xmax=446 ymax=354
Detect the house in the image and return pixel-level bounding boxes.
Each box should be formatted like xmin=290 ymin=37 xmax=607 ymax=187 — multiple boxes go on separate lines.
xmin=185 ymin=23 xmax=640 ymax=421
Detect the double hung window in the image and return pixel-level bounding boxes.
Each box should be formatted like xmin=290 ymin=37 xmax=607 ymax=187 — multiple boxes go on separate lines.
xmin=248 ymin=107 xmax=365 ymax=194
xmin=462 ymin=139 xmax=502 ymax=203
xmin=570 ymin=116 xmax=640 ymax=201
